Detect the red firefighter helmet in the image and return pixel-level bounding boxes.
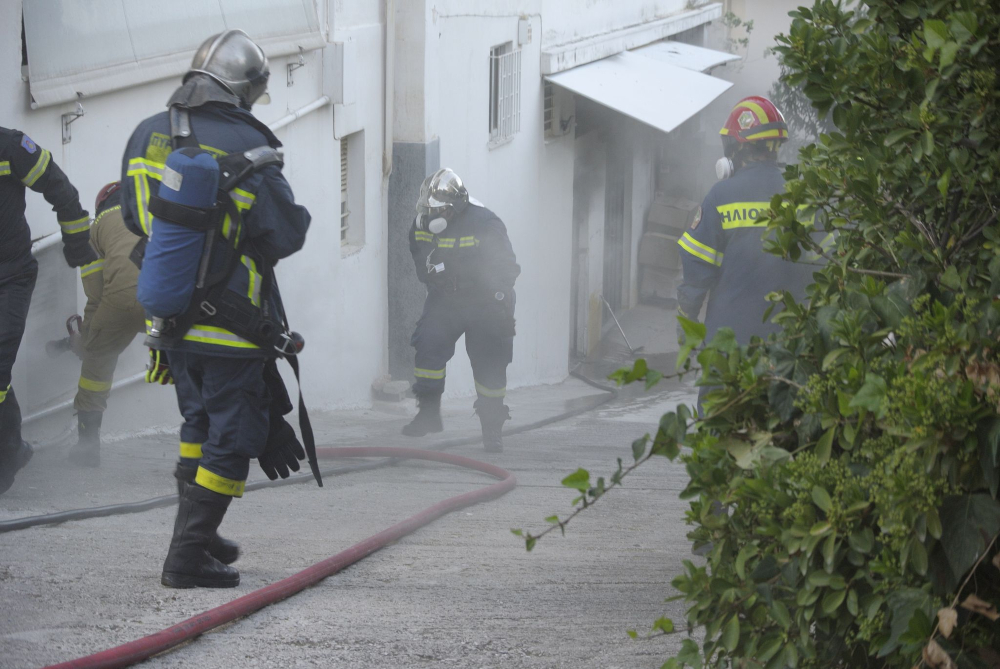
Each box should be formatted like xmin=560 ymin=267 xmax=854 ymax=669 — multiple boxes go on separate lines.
xmin=94 ymin=181 xmax=121 ymax=213
xmin=720 ymin=96 xmax=788 ymax=144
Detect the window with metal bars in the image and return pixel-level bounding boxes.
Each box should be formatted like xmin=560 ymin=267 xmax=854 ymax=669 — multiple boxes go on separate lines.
xmin=489 ymin=42 xmax=521 ymax=147
xmin=340 ymin=137 xmax=349 ymax=246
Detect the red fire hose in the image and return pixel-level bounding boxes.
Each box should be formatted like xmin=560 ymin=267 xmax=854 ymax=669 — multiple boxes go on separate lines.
xmin=43 ymin=446 xmax=516 ymax=669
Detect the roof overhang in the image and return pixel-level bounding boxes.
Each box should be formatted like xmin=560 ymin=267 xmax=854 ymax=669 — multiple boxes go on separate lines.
xmin=540 ymin=3 xmax=724 ymax=75
xmin=630 ymin=40 xmax=740 ymax=73
xmin=544 ymin=51 xmax=732 ymax=135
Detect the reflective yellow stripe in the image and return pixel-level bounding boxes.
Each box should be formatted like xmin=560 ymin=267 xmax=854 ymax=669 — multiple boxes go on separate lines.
xmin=414 ymin=367 xmax=446 ymax=380
xmin=241 ymin=256 xmax=261 ymax=307
xmin=126 ymin=157 xmax=165 ymax=179
xmin=93 ymin=205 xmax=121 ymax=226
xmin=59 ymin=215 xmax=91 ymax=235
xmin=677 ymin=233 xmax=723 ymax=267
xmin=195 ymin=466 xmax=245 ymax=497
xmin=414 ymin=231 xmax=433 ymax=242
xmin=742 ymin=128 xmax=787 ymax=140
xmin=179 ymin=441 xmax=204 ymax=459
xmin=0 ymin=384 xmax=9 ymax=404
xmin=0 ymin=161 xmax=10 ymax=176
xmin=78 ymin=376 xmax=112 ymax=392
xmin=437 ymin=238 xmax=456 ymax=248
xmin=183 ymin=325 xmax=259 ymax=349
xmin=459 ymin=236 xmax=477 ymax=248
xmin=133 ymin=174 xmax=151 ymax=235
xmin=80 ymin=259 xmax=104 ymax=277
xmin=231 ymin=188 xmax=255 ymax=211
xmin=717 ymin=201 xmax=771 ymax=230
xmin=21 ymin=148 xmax=51 ymax=187
xmin=475 ymin=382 xmax=506 ymax=398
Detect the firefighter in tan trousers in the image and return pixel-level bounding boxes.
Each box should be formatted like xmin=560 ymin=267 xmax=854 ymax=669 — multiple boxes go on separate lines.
xmin=66 ymin=182 xmax=148 ymax=467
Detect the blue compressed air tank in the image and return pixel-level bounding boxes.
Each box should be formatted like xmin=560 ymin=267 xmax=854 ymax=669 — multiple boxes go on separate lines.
xmin=137 ymin=149 xmax=219 ymax=318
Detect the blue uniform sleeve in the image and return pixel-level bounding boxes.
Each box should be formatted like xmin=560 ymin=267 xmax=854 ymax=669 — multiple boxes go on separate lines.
xmin=243 ymin=164 xmax=310 ymax=263
xmin=677 ymin=193 xmax=725 ymax=321
xmin=410 ymin=216 xmax=434 ymax=284
xmin=119 ymin=126 xmax=146 ymax=238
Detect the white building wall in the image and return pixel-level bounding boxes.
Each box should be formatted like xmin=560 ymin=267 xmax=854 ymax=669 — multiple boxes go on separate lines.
xmin=429 ymin=10 xmax=574 ymax=394
xmin=6 ymin=1 xmax=390 ymax=438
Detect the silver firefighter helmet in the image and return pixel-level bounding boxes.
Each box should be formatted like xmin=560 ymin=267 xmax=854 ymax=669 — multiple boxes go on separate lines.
xmin=187 ymin=30 xmax=271 ymax=109
xmin=416 ymin=168 xmax=469 ymax=216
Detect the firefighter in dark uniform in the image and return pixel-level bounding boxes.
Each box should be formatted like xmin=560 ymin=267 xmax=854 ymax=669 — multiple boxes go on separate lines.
xmin=121 ymin=30 xmax=311 ymax=588
xmin=66 ymin=182 xmax=147 ymax=467
xmin=677 ymin=96 xmax=815 ymax=401
xmin=0 ymin=127 xmax=95 ymax=495
xmin=402 ymin=168 xmax=520 ymax=452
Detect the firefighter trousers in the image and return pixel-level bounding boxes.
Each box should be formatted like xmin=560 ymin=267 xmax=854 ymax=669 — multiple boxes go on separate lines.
xmin=0 ymin=267 xmax=37 ymax=455
xmin=169 ymin=351 xmax=269 ymax=498
xmin=411 ymin=292 xmax=514 ymax=401
xmin=73 ymin=302 xmax=146 ymax=413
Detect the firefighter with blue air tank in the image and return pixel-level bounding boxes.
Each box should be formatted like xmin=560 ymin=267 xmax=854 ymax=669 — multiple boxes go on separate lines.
xmin=1 ymin=126 xmax=95 ymax=495
xmin=677 ymin=96 xmax=816 ymax=351
xmin=402 ymin=168 xmax=520 ymax=453
xmin=121 ymin=30 xmax=314 ymax=589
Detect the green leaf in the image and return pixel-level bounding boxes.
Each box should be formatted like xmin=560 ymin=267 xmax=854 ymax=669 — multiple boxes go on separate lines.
xmin=627 ymin=629 xmax=638 ymax=639
xmin=883 ymin=128 xmax=916 ymax=146
xmin=822 ymin=347 xmax=850 ymax=371
xmin=771 ymin=601 xmax=792 ymax=629
xmin=676 ymin=315 xmax=706 ymax=369
xmin=940 ymin=265 xmax=961 ymax=290
xmin=878 ymin=588 xmax=933 ymax=657
xmin=561 ymin=468 xmax=591 ymax=493
xmin=645 ymin=369 xmax=664 ymax=391
xmin=979 ymin=419 xmax=1000 ymax=499
xmin=822 ymin=589 xmax=847 ymax=615
xmin=923 ymin=19 xmax=949 ymax=49
xmin=938 ymin=494 xmax=1000 ymax=582
xmin=810 ymin=521 xmax=832 ymax=537
xmin=898 ymin=1 xmax=919 ymax=19
xmin=849 ymin=375 xmax=887 ymax=415
xmin=851 ymin=18 xmax=873 ymax=34
xmin=812 ymin=486 xmax=833 ymax=513
xmin=813 ymin=427 xmax=834 ymax=465
xmin=849 ymin=527 xmax=874 ymax=554
xmin=722 ymin=615 xmax=740 ymax=652
xmin=936 ymin=168 xmax=951 ymax=200
xmin=847 ymin=589 xmax=859 ymax=616
xmin=631 ymin=435 xmax=649 ymax=462
xmin=939 ymin=41 xmax=960 ymax=67
xmin=544 ymin=515 xmax=559 ymax=524
xmin=653 ymin=617 xmax=675 ymax=634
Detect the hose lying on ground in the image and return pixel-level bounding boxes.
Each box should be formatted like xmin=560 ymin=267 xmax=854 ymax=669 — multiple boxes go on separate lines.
xmin=41 ymin=447 xmax=515 ymax=669
xmin=0 ymin=374 xmax=616 ymax=534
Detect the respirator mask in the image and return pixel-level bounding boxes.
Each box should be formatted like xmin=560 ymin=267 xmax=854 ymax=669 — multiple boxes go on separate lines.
xmin=715 ymin=157 xmax=734 ymax=180
xmin=416 ymin=211 xmax=449 ymax=234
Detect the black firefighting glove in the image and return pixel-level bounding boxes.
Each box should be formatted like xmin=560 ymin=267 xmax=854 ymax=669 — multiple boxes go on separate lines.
xmin=258 ymin=411 xmax=305 ymax=480
xmin=145 ymin=349 xmax=174 ymax=385
xmin=62 ymin=232 xmax=98 ymax=268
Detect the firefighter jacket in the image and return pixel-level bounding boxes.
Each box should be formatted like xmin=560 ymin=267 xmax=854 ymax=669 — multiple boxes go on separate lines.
xmin=120 ymin=103 xmax=311 ymax=357
xmin=409 ymin=202 xmax=520 ymax=302
xmin=0 ymin=127 xmax=92 ymax=280
xmin=80 ymin=189 xmax=142 ymax=323
xmin=677 ymin=161 xmax=815 ymax=345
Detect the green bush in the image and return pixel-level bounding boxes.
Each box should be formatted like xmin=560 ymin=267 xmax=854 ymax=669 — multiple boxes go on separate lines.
xmin=521 ymin=1 xmax=1000 ymax=666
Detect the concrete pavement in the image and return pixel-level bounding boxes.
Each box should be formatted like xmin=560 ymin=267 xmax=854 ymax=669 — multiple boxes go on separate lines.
xmin=1 ymin=362 xmax=699 ymax=668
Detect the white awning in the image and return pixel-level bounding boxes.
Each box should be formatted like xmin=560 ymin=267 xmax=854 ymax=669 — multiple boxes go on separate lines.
xmin=545 ymin=51 xmax=732 ymax=134
xmin=630 ymin=40 xmax=740 ymax=73
xmin=23 ymin=0 xmax=325 ymax=109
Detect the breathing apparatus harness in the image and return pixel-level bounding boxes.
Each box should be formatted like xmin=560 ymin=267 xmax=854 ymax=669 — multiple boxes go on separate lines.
xmin=144 ymin=105 xmax=322 ymax=487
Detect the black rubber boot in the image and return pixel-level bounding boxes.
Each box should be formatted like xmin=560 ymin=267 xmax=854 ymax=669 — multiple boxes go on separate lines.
xmin=0 ymin=388 xmax=33 ymax=496
xmin=475 ymin=397 xmax=510 ymax=453
xmin=175 ymin=463 xmax=240 ymax=565
xmin=401 ymin=393 xmax=443 ymax=437
xmin=67 ymin=411 xmax=102 ymax=467
xmin=161 ymin=483 xmax=240 ymax=589
xmin=0 ymin=441 xmax=33 ymax=496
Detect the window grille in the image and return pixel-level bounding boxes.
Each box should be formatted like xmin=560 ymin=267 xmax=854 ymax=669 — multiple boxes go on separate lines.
xmin=489 ymin=43 xmax=521 ymax=146
xmin=340 ymin=137 xmax=349 ymax=246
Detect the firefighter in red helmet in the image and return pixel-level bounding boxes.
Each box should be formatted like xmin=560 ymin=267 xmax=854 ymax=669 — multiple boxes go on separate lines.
xmin=676 ymin=96 xmax=815 ymax=375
